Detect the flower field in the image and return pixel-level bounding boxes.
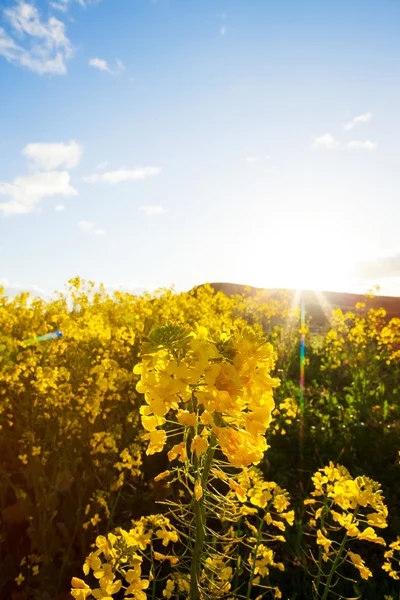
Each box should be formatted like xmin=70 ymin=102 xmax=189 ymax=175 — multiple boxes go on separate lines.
xmin=1 ymin=279 xmax=399 ymax=600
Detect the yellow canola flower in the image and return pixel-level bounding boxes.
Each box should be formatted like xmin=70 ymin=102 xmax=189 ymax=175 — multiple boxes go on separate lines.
xmin=281 ymin=510 xmax=295 ymax=526
xmin=191 ymin=435 xmax=208 ymax=458
xmin=330 ymin=510 xmax=360 ymax=537
xmin=347 ymin=552 xmax=372 ymax=580
xmin=162 ymin=579 xmax=175 ymax=598
xmin=200 ymin=410 xmax=213 ymax=425
xmin=194 ymin=481 xmax=203 ymax=501
xmin=177 ymin=409 xmax=197 ymax=427
xmin=153 ymin=551 xmax=179 ymax=565
xmin=357 ymin=526 xmax=386 ymax=545
xmin=71 ymin=577 xmax=92 ymax=600
xmin=228 ymin=479 xmax=247 ymax=502
xmin=125 ymin=565 xmax=149 ymax=600
xmin=155 ymin=526 xmax=179 ymax=547
xmin=154 ymin=470 xmax=170 ymax=482
xmin=83 ymin=552 xmax=102 ymax=575
xmin=140 ymin=405 xmax=166 ymax=432
xmin=316 ymin=530 xmax=332 ymax=554
xmin=213 ymin=425 xmax=267 ymax=469
xmin=142 ymin=429 xmax=167 ymax=455
xmin=168 ymin=442 xmax=187 ymax=463
xmin=367 ymin=510 xmax=388 ymax=529
xmin=244 ymin=404 xmax=275 ymax=437
xmin=248 ymin=543 xmax=284 ymax=577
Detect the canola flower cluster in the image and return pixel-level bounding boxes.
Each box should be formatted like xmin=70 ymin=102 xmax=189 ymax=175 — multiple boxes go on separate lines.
xmin=322 ymin=302 xmax=400 ymax=377
xmin=135 ymin=324 xmax=279 ymax=468
xmin=71 ymin=514 xmax=179 ymax=600
xmin=304 ymin=462 xmax=392 ymax=593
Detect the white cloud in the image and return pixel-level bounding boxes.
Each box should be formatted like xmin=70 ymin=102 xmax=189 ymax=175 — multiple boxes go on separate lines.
xmin=347 ymin=140 xmax=376 ymax=151
xmin=88 ymin=57 xmax=108 ymax=71
xmin=0 ymin=1 xmax=73 ymax=75
xmin=55 ymin=204 xmax=65 ymax=211
xmin=50 ymin=0 xmax=98 ymax=12
xmin=245 ymin=155 xmax=271 ymax=163
xmin=219 ymin=25 xmax=226 ymax=35
xmin=78 ymin=220 xmax=105 ymax=235
xmin=139 ymin=205 xmax=167 ymax=216
xmin=83 ymin=166 xmax=161 ymax=184
xmin=349 ymin=253 xmax=400 ymax=281
xmin=89 ymin=57 xmax=125 ymax=75
xmin=95 ymin=160 xmax=109 ymax=171
xmin=312 ymin=133 xmax=340 ymax=150
xmin=0 ymin=171 xmax=77 ymax=215
xmin=343 ymin=112 xmax=372 ymax=131
xmin=23 ymin=140 xmax=83 ymax=170
xmin=115 ymin=59 xmax=125 ymax=73
xmin=50 ymin=0 xmax=73 ymax=12
xmin=0 ymin=276 xmax=48 ymax=298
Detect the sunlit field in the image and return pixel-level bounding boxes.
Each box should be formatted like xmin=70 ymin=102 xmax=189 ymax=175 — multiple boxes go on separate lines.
xmin=1 ymin=279 xmax=399 ymax=600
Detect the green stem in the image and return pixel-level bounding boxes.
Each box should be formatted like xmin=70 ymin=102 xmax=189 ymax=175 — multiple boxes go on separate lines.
xmin=150 ymin=547 xmax=156 ymax=600
xmin=320 ymin=532 xmax=348 ymax=600
xmin=314 ymin=498 xmax=334 ymax=600
xmin=245 ymin=516 xmax=264 ymax=600
xmin=189 ymin=433 xmax=217 ymax=600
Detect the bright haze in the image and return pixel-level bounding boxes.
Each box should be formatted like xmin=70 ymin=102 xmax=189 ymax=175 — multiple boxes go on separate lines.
xmin=0 ymin=0 xmax=399 ymax=297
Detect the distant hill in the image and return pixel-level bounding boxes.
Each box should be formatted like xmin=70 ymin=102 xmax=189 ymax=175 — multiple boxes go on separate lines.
xmin=203 ymin=282 xmax=400 ymax=330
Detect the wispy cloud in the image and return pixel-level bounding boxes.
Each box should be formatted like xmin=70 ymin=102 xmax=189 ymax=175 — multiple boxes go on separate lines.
xmin=219 ymin=25 xmax=226 ymax=36
xmin=343 ymin=112 xmax=372 ymax=131
xmin=55 ymin=204 xmax=66 ymax=211
xmin=347 ymin=140 xmax=377 ymax=151
xmin=349 ymin=253 xmax=400 ymax=281
xmin=23 ymin=140 xmax=83 ymax=170
xmin=139 ymin=205 xmax=167 ymax=216
xmin=312 ymin=133 xmax=340 ymax=150
xmin=95 ymin=160 xmax=109 ymax=171
xmin=89 ymin=57 xmax=125 ymax=75
xmin=83 ymin=166 xmax=161 ymax=184
xmin=0 ymin=276 xmax=48 ymax=298
xmin=245 ymin=155 xmax=271 ymax=163
xmin=50 ymin=0 xmax=97 ymax=11
xmin=78 ymin=220 xmax=105 ymax=235
xmin=50 ymin=0 xmax=74 ymax=12
xmin=0 ymin=171 xmax=77 ymax=215
xmin=0 ymin=1 xmax=73 ymax=75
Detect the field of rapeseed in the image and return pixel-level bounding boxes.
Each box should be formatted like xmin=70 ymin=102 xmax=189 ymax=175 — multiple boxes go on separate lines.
xmin=0 ymin=279 xmax=399 ymax=600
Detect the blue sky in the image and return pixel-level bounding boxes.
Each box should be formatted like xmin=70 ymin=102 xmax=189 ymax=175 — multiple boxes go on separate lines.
xmin=1 ymin=0 xmax=400 ymax=297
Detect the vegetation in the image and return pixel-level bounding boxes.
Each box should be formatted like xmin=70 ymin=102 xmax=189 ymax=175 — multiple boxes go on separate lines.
xmin=0 ymin=278 xmax=399 ymax=599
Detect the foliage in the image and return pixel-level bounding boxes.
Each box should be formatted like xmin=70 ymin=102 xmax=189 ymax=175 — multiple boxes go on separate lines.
xmin=0 ymin=279 xmax=399 ymax=599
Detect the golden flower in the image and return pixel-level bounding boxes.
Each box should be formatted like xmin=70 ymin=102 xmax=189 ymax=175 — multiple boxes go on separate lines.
xmin=177 ymin=410 xmax=197 ymax=428
xmin=194 ymin=481 xmax=203 ymax=501
xmin=190 ymin=435 xmax=208 ymax=458
xmin=168 ymin=442 xmax=187 ymax=463
xmin=142 ymin=429 xmax=167 ymax=455
xmin=154 ymin=470 xmax=170 ymax=482
xmin=347 ymin=552 xmax=372 ymax=580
